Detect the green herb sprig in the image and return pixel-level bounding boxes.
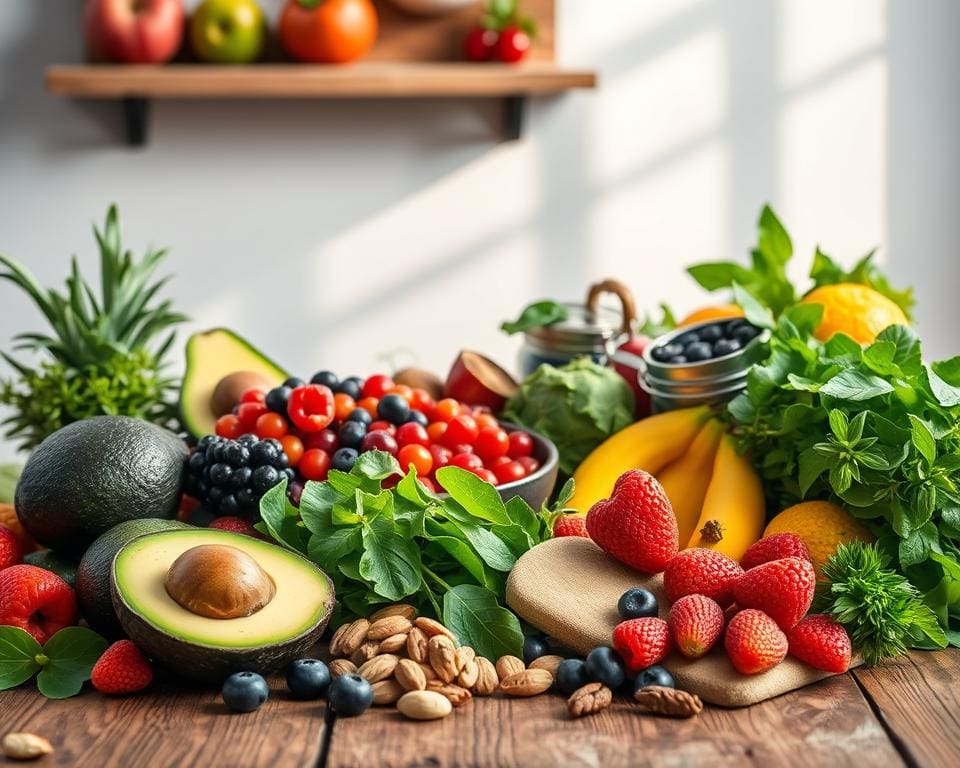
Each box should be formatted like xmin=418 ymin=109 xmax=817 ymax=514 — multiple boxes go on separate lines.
xmin=0 ymin=626 xmax=107 ymax=698
xmin=258 ymin=451 xmax=567 ymax=660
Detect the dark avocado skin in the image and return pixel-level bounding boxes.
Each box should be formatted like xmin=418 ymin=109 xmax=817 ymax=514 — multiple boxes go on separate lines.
xmin=15 ymin=416 xmax=187 ymax=555
xmin=23 ymin=550 xmax=79 ymax=587
xmin=76 ymin=518 xmax=190 ymax=637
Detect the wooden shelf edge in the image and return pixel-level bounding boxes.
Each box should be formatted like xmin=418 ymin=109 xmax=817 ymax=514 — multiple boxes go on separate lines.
xmin=45 ymin=64 xmax=597 ymax=99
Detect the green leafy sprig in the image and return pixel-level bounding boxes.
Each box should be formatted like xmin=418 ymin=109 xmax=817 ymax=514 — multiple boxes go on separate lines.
xmin=480 ymin=0 xmax=537 ymax=37
xmin=501 ymin=300 xmax=568 ymax=335
xmin=258 ymin=450 xmax=567 ymax=659
xmin=0 ymin=626 xmax=107 ymax=698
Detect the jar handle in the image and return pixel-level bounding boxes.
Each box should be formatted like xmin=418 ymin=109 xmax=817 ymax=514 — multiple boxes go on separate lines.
xmin=586 ymin=278 xmax=636 ymax=335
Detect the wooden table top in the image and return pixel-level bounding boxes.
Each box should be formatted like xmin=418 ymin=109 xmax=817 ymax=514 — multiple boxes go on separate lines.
xmin=2 ymin=649 xmax=957 ymax=767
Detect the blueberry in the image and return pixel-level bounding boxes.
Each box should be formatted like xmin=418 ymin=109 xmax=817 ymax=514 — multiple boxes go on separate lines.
xmin=223 ymin=442 xmax=249 ymax=467
xmin=188 ymin=451 xmax=207 ymax=473
xmin=585 ymin=646 xmax=625 ymax=689
xmin=556 ymin=659 xmax=590 ymax=695
xmin=249 ymin=441 xmax=277 ymax=467
xmin=265 ymin=386 xmax=292 ymax=414
xmin=617 ymin=588 xmax=658 ymax=620
xmin=338 ymin=421 xmax=367 ymax=450
xmin=235 ymin=487 xmax=255 ymax=509
xmin=522 ymin=635 xmax=550 ymax=665
xmin=310 ymin=370 xmax=339 ymax=390
xmin=332 ymin=448 xmax=358 ymax=472
xmin=209 ymin=463 xmax=233 ymax=487
xmin=338 ymin=376 xmax=364 ymax=400
xmin=633 ymin=665 xmax=675 ymax=690
xmin=405 ymin=410 xmax=429 ymax=427
xmin=683 ymin=341 xmax=713 ymax=361
xmin=286 ymin=659 xmax=331 ymax=700
xmin=207 ymin=486 xmax=224 ymax=504
xmin=673 ymin=331 xmax=700 ymax=346
xmin=377 ymin=394 xmax=411 ymax=426
xmin=273 ymin=451 xmax=290 ymax=470
xmin=347 ymin=409 xmax=373 ymax=426
xmin=197 ymin=434 xmax=222 ymax=451
xmin=283 ymin=467 xmax=296 ymax=482
xmin=725 ymin=319 xmax=749 ymax=334
xmin=283 ymin=377 xmax=306 ymax=389
xmin=698 ymin=324 xmax=723 ymax=342
xmin=668 ymin=355 xmax=689 ymax=364
xmin=221 ymin=671 xmax=269 ymax=713
xmin=237 ymin=433 xmax=259 ymax=446
xmin=712 ymin=338 xmax=742 ymax=357
xmin=652 ymin=342 xmax=684 ymax=362
xmin=732 ymin=324 xmax=761 ymax=345
xmin=252 ymin=465 xmax=280 ymax=492
xmin=219 ymin=493 xmax=240 ymax=516
xmin=327 ymin=673 xmax=373 ymax=717
xmin=231 ymin=466 xmax=252 ymax=489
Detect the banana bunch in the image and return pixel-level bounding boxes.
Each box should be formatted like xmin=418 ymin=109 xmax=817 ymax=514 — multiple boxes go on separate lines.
xmin=567 ymin=407 xmax=765 ymax=561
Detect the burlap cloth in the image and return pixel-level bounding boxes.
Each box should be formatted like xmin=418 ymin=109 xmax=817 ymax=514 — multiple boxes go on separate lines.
xmin=505 ymin=536 xmax=860 ymax=707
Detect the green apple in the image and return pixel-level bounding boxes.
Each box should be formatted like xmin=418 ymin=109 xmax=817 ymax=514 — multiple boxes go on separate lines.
xmin=190 ymin=0 xmax=265 ymax=64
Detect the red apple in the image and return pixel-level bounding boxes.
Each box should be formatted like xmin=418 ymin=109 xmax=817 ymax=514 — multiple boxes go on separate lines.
xmin=445 ymin=351 xmax=519 ymax=413
xmin=613 ymin=336 xmax=652 ymax=418
xmin=84 ymin=0 xmax=185 ymax=64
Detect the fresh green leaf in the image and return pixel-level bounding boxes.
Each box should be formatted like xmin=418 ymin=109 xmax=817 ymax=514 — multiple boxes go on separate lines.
xmin=0 ymin=464 xmax=21 ymax=505
xmin=308 ymin=527 xmax=362 ymax=572
xmin=435 ymin=467 xmax=511 ymax=526
xmin=500 ymin=300 xmax=569 ymax=335
xmin=259 ymin=480 xmax=308 ymax=554
xmin=36 ymin=627 xmax=108 ymax=699
xmin=0 ymin=626 xmax=42 ymax=690
xmin=909 ymin=415 xmax=937 ymax=465
xmin=354 ymin=450 xmax=401 ymax=482
xmin=732 ymin=283 xmax=775 ymax=329
xmin=686 ymin=262 xmax=755 ymax=291
xmin=442 ymin=584 xmax=523 ymax=660
xmin=819 ymin=370 xmax=894 ymax=401
xmin=359 ymin=517 xmax=421 ymax=601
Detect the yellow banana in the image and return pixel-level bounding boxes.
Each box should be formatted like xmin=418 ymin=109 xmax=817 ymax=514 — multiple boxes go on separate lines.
xmin=686 ymin=434 xmax=765 ymax=560
xmin=568 ymin=406 xmax=710 ymax=513
xmin=656 ymin=418 xmax=724 ymax=546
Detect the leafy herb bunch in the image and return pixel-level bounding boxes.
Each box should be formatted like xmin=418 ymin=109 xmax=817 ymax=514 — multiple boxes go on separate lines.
xmin=259 ymin=450 xmax=565 ymax=659
xmin=0 ymin=205 xmax=185 ymax=450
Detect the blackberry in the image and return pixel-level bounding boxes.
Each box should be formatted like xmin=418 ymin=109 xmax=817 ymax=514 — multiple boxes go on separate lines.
xmin=185 ymin=434 xmax=289 ymax=518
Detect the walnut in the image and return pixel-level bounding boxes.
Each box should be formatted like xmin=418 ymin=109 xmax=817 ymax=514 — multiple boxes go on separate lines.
xmin=567 ymin=683 xmax=612 ymax=718
xmin=633 ymin=686 xmax=703 ymax=717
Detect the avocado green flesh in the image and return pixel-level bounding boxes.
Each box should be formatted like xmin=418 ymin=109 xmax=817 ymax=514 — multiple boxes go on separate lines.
xmin=113 ymin=529 xmax=332 ymax=649
xmin=180 ymin=328 xmax=287 ymax=437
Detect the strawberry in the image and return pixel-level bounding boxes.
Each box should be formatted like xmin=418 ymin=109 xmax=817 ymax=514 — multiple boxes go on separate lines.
xmin=740 ymin=533 xmax=812 ymax=571
xmin=668 ymin=594 xmax=724 ymax=659
xmin=552 ymin=514 xmax=589 ymax=538
xmin=663 ymin=548 xmax=743 ymax=607
xmin=733 ymin=556 xmax=815 ymax=631
xmin=0 ymin=523 xmax=24 ymax=570
xmin=787 ymin=614 xmax=851 ymax=673
xmin=0 ymin=564 xmax=77 ymax=644
xmin=586 ymin=470 xmax=678 ymax=574
xmin=91 ymin=640 xmax=153 ymax=694
xmin=611 ymin=617 xmax=671 ymax=673
xmin=209 ymin=516 xmax=262 ymax=538
xmin=724 ymin=609 xmax=787 ymax=674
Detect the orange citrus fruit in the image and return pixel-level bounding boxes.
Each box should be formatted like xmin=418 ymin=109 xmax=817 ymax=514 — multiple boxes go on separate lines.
xmin=801 ymin=283 xmax=908 ymax=344
xmin=764 ymin=500 xmax=874 ymax=579
xmin=679 ymin=304 xmax=745 ymax=327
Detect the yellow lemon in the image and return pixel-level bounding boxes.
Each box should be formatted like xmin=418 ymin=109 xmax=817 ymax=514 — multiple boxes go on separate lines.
xmin=801 ymin=283 xmax=908 ymax=344
xmin=679 ymin=304 xmax=745 ymax=327
xmin=764 ymin=500 xmax=874 ymax=578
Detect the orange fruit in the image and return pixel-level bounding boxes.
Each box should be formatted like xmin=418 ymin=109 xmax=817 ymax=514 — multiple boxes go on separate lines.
xmin=679 ymin=304 xmax=745 ymax=327
xmin=0 ymin=502 xmax=39 ymax=553
xmin=801 ymin=283 xmax=908 ymax=344
xmin=763 ymin=500 xmax=874 ymax=579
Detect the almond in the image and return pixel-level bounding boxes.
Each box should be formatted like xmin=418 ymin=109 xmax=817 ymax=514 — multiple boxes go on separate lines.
xmin=2 ymin=733 xmax=53 ymax=760
xmin=471 ymin=656 xmax=499 ymax=696
xmin=372 ymin=679 xmax=405 ymax=706
xmin=395 ymin=659 xmax=428 ymax=691
xmin=499 ymin=668 xmax=554 ymax=697
xmin=350 ymin=640 xmax=380 ymax=666
xmin=495 ymin=655 xmax=525 ymax=680
xmin=367 ymin=615 xmax=413 ymax=641
xmin=338 ymin=618 xmax=370 ymax=657
xmin=428 ymin=635 xmax=459 ymax=683
xmin=457 ymin=659 xmax=479 ymax=689
xmin=357 ymin=653 xmax=399 ymax=683
xmin=414 ymin=616 xmax=458 ymax=643
xmin=529 ymin=655 xmax=564 ymax=677
xmin=370 ymin=603 xmax=417 ymax=623
xmin=328 ymin=622 xmax=351 ymax=657
xmin=406 ymin=627 xmax=430 ymax=663
xmin=378 ymin=633 xmax=409 ymax=654
xmin=454 ymin=646 xmax=476 ymax=672
xmin=427 ymin=680 xmax=472 ymax=707
xmin=329 ymin=659 xmax=358 ymax=678
xmin=418 ymin=661 xmax=438 ymax=682
xmin=397 ymin=690 xmax=452 ymax=721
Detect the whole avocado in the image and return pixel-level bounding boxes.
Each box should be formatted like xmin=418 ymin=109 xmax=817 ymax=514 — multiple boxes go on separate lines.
xmin=15 ymin=416 xmax=187 ymax=554
xmin=23 ymin=550 xmax=79 ymax=587
xmin=76 ymin=518 xmax=190 ymax=636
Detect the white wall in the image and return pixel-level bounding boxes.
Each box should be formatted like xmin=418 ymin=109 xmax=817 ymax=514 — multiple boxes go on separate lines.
xmin=1 ymin=0 xmax=958 ymax=461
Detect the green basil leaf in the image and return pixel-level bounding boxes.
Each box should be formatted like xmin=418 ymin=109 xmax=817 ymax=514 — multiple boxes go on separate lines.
xmin=435 ymin=467 xmax=511 ymax=525
xmin=359 ymin=517 xmax=421 ymax=601
xmin=686 ymin=262 xmax=755 ymax=291
xmin=0 ymin=626 xmax=42 ymax=690
xmin=876 ymin=325 xmax=922 ymax=374
xmin=442 ymin=584 xmax=523 ymax=659
xmin=908 ymin=415 xmax=937 ymax=465
xmin=357 ymin=489 xmax=393 ymax=525
xmin=862 ymin=341 xmax=898 ymax=375
xmin=931 ymin=356 xmax=960 ymax=386
xmin=501 ymin=300 xmax=569 ymax=335
xmin=299 ymin=481 xmax=342 ymax=534
xmin=899 ymin=522 xmax=939 ymax=568
xmin=258 ymin=480 xmax=309 ymax=554
xmin=504 ymin=495 xmax=541 ymax=540
xmin=824 ymin=332 xmax=863 ymax=362
xmin=820 ymin=370 xmax=894 ymax=401
xmin=732 ymin=283 xmax=775 ymax=329
xmin=828 ymin=410 xmax=849 ymax=440
xmin=783 ymin=302 xmax=823 ymax=335
xmin=809 ymin=246 xmax=844 ymax=285
xmin=353 ymin=450 xmax=401 ymax=482
xmin=308 ymin=527 xmax=362 ymax=573
xmin=445 ymin=519 xmax=516 ymax=572
xmin=423 ymin=522 xmax=496 ymax=589
xmin=36 ymin=627 xmax=108 ymax=699
xmin=326 ymin=470 xmax=363 ymax=496
xmin=925 ymin=364 xmax=960 ymax=407
xmin=756 ymin=204 xmax=793 ymax=266
xmin=798 ymin=448 xmax=833 ymax=496
xmin=396 ymin=469 xmax=430 ymax=509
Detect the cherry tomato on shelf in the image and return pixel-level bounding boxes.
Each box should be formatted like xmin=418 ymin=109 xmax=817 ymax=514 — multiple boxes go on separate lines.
xmin=287 ymin=385 xmax=335 ymax=433
xmin=496 ymin=26 xmax=531 ymax=63
xmin=475 ymin=427 xmax=509 ymax=462
xmin=493 ymin=460 xmax=527 ymax=485
xmin=427 ymin=421 xmax=448 ymax=444
xmin=240 ymin=388 xmax=266 ymax=404
xmin=450 ymin=452 xmax=484 ymax=473
xmin=443 ymin=414 xmax=479 ymax=447
xmin=410 ymin=388 xmax=435 ymax=414
xmin=508 ymin=430 xmax=534 ymax=458
xmin=398 ymin=444 xmax=433 ymax=477
xmin=333 ymin=393 xmax=356 ymax=422
xmin=432 ymin=398 xmax=461 ymax=423
xmin=463 ymin=26 xmax=499 ymax=62
xmin=299 ymin=448 xmax=331 ymax=481
xmin=281 ymin=435 xmax=305 ymax=467
xmin=396 ymin=422 xmax=430 ymax=448
xmin=357 ymin=397 xmax=380 ymax=418
xmin=387 ymin=384 xmax=414 ymax=404
xmin=476 ymin=468 xmax=499 ymax=486
xmin=236 ymin=402 xmax=267 ymax=433
xmin=429 ymin=444 xmax=453 ymax=471
xmin=256 ymin=412 xmax=289 ymax=440
xmin=303 ymin=428 xmax=338 ymax=454
xmin=216 ymin=414 xmax=243 ymax=439
xmin=517 ymin=456 xmax=540 ymax=475
xmin=362 ymin=374 xmax=394 ymax=399
xmin=362 ymin=430 xmax=399 ymax=456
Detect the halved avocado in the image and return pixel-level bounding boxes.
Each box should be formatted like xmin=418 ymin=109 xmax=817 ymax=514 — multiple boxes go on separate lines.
xmin=111 ymin=529 xmax=334 ymax=682
xmin=180 ymin=328 xmax=288 ymax=437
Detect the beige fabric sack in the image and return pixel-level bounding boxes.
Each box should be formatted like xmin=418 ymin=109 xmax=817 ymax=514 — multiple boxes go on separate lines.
xmin=505 ymin=536 xmax=859 ymax=707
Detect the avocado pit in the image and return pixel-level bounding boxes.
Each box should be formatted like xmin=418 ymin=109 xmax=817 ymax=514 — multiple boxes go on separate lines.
xmin=164 ymin=544 xmax=276 ymax=619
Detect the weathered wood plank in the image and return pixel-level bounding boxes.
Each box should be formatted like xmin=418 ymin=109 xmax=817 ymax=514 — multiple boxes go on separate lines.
xmin=0 ymin=674 xmax=325 ymax=768
xmin=853 ymin=650 xmax=960 ymax=768
xmin=326 ymin=673 xmax=901 ymax=768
